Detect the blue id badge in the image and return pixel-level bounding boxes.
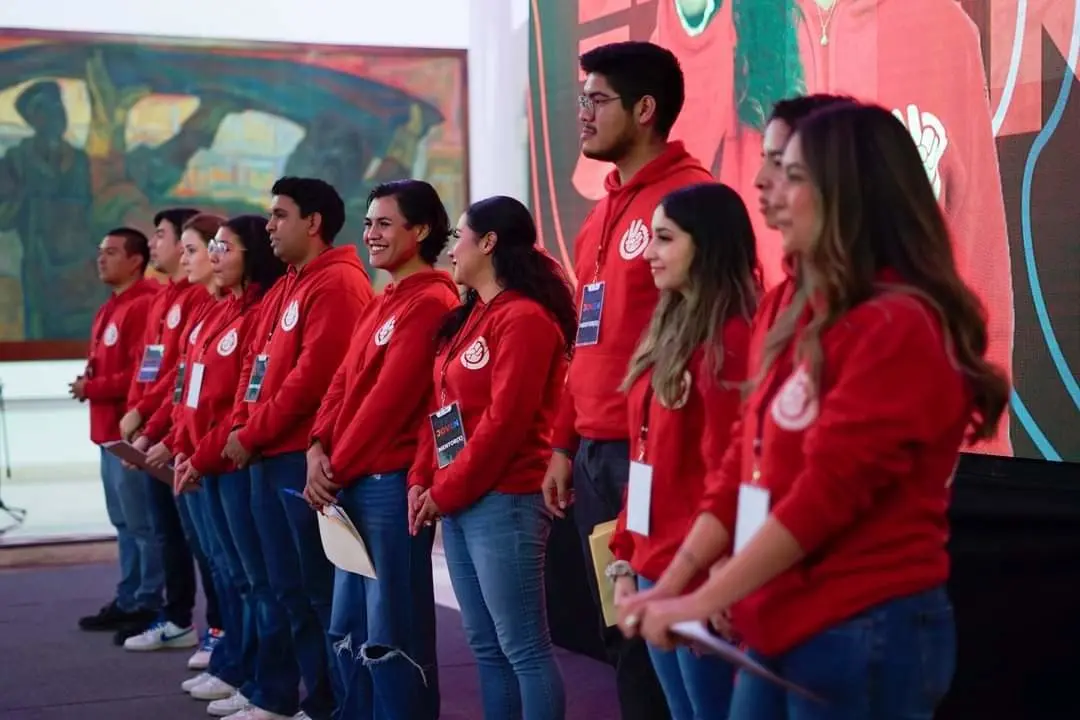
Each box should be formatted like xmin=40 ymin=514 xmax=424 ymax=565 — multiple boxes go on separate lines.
xmin=244 ymin=354 xmax=269 ymax=403
xmin=575 ymin=282 xmax=605 ymax=346
xmin=137 ymin=344 xmax=165 ymax=383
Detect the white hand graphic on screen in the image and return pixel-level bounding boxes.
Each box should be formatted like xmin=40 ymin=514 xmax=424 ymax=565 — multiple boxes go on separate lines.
xmin=893 ymin=104 xmax=949 ymax=200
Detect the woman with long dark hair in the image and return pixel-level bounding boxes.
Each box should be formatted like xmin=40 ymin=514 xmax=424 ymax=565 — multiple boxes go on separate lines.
xmin=408 ymin=195 xmax=576 ymax=720
xmin=608 ymin=182 xmax=759 ymax=719
xmin=170 ymin=215 xmax=297 ymax=719
xmin=621 ymin=102 xmax=1010 ymax=718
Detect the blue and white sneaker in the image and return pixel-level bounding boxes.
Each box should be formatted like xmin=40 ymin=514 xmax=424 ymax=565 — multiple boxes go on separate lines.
xmin=123 ymin=619 xmax=198 ymax=651
xmin=188 ymin=628 xmax=224 ymax=669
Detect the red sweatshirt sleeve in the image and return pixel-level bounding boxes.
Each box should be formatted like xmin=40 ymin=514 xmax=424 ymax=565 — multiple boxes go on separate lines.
xmin=330 ymin=296 xmax=449 ymax=484
xmin=84 ymin=298 xmax=152 ymax=402
xmin=310 ymin=340 xmax=353 ymax=452
xmin=407 ymin=409 xmax=437 ymax=491
xmin=550 ymin=388 xmax=579 ymax=457
xmin=237 ymin=286 xmax=365 ymax=452
xmin=429 ymin=312 xmax=564 ymax=515
xmin=190 ymin=422 xmax=234 ymax=477
xmin=771 ymin=300 xmax=963 ymax=554
xmin=230 ymin=327 xmax=259 ymax=430
xmin=141 ymin=393 xmax=176 ymax=444
xmin=610 ymin=488 xmax=634 ymax=562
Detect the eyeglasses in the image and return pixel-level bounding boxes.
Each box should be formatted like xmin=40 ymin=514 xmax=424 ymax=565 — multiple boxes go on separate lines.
xmin=208 ymin=239 xmax=233 ymax=254
xmin=578 ymin=94 xmax=622 ymax=115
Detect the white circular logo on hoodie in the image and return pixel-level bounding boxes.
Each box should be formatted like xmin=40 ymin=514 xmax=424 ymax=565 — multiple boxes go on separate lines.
xmin=166 ymin=303 xmax=182 ymax=330
xmin=217 ymin=328 xmax=238 ymax=357
xmin=103 ymin=322 xmax=119 ymax=347
xmin=461 ymin=336 xmax=490 ymax=371
xmin=281 ymin=299 xmax=300 ymax=332
xmin=374 ymin=316 xmax=396 ymax=347
xmin=771 ymin=365 xmax=819 ymax=432
xmin=189 ymin=321 xmax=204 ymax=345
xmin=619 ymin=218 xmax=650 ymax=260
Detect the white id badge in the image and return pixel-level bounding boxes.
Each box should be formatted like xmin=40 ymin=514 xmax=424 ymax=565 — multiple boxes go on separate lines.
xmin=625 ymin=461 xmax=653 ymax=537
xmin=734 ymin=483 xmax=770 ymax=553
xmin=185 ymin=362 xmax=205 ymax=409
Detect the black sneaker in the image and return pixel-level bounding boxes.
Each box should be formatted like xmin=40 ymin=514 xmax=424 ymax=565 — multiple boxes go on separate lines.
xmin=78 ymin=600 xmax=136 ymax=631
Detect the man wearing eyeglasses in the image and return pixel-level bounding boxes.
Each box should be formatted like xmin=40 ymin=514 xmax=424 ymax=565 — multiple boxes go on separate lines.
xmin=541 ymin=40 xmax=713 ymax=720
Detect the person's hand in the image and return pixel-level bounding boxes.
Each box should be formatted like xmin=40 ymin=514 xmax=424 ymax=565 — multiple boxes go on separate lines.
xmin=119 ymin=409 xmax=142 ymax=441
xmin=121 ymin=434 xmax=150 ymax=470
xmin=222 ymin=430 xmax=251 ymax=468
xmin=618 ymin=579 xmax=676 ymax=634
xmin=173 ymin=456 xmax=201 ymax=495
xmin=69 ymin=376 xmax=87 ymax=402
xmin=303 ymin=442 xmax=338 ymax=508
xmin=637 ymin=596 xmax=696 ymax=651
xmin=145 ymin=441 xmax=171 ymax=468
xmin=706 ymin=557 xmax=735 ymax=641
xmin=541 ymin=451 xmax=573 ymax=518
xmin=407 ymin=486 xmax=425 ymax=531
xmin=410 ymin=489 xmax=440 ymax=536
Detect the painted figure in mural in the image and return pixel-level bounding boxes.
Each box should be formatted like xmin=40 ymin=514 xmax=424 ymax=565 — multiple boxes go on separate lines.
xmin=570 ymin=0 xmax=1014 ymax=455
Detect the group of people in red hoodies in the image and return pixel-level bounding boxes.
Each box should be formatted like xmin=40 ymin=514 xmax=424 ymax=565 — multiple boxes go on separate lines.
xmin=71 ymin=36 xmax=1009 ymax=720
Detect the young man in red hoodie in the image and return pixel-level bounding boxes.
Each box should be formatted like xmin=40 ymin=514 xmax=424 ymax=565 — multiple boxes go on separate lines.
xmin=223 ymin=176 xmax=374 ymax=720
xmin=541 ymin=40 xmax=713 ymax=720
xmin=305 ymin=179 xmax=458 ymax=720
xmin=119 ymin=208 xmax=217 ymax=652
xmin=74 ymin=227 xmax=160 ymax=637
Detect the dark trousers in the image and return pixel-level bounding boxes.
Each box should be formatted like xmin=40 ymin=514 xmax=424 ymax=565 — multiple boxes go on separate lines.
xmin=146 ymin=473 xmax=208 ymax=629
xmin=570 ymin=439 xmax=671 ymax=720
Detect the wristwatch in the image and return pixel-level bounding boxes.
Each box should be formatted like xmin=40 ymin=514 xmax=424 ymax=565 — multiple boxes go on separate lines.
xmin=605 ymin=560 xmax=636 ymax=583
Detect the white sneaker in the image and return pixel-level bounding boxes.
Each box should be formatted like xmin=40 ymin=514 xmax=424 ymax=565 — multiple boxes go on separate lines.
xmin=188 ymin=628 xmax=224 ymax=669
xmin=293 ymin=714 xmax=311 ymax=720
xmin=191 ymin=676 xmax=236 ymax=701
xmin=124 ymin=620 xmax=198 ymax=651
xmin=224 ymin=708 xmax=293 ymax=720
xmin=182 ymin=672 xmax=213 ymax=693
xmin=208 ymin=692 xmax=250 ymax=717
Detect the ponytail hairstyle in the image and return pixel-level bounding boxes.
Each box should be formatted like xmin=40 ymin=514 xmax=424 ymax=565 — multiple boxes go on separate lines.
xmin=436 ymin=196 xmax=577 ymax=357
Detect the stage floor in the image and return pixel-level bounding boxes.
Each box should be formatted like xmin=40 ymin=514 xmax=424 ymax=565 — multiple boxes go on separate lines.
xmin=0 ymin=561 xmax=617 ymax=719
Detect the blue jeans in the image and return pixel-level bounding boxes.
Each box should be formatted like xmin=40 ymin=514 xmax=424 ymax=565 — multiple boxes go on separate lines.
xmin=250 ymin=452 xmax=338 ymax=720
xmin=182 ymin=484 xmax=248 ymax=693
xmin=637 ymin=577 xmax=734 ymax=720
xmin=204 ymin=468 xmax=300 ymax=717
xmin=729 ymin=586 xmax=956 ymax=720
xmin=146 ymin=472 xmax=197 ymax=628
xmin=442 ymin=492 xmax=566 ymax=720
xmin=329 ymin=471 xmax=440 ymax=720
xmin=99 ymin=448 xmax=163 ymax=612
xmin=176 ymin=489 xmax=223 ymax=630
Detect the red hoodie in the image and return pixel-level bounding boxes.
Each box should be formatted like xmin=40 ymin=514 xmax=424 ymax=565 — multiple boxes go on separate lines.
xmin=699 ymin=272 xmax=974 ymax=656
xmin=551 ymin=142 xmax=713 ymax=454
xmin=125 ymin=277 xmax=216 ymax=422
xmin=233 ymin=245 xmax=374 ymax=458
xmin=609 ymin=317 xmax=750 ymax=587
xmin=84 ymin=278 xmax=161 ymax=444
xmin=141 ymin=289 xmax=221 ymax=444
xmin=408 ymin=291 xmax=568 ymax=516
xmin=311 ymin=269 xmax=460 ymax=483
xmin=166 ymin=286 xmax=266 ymax=476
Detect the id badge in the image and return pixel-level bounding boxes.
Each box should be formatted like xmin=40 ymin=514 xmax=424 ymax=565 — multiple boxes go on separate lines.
xmin=429 ymin=403 xmax=467 ymax=469
xmin=137 ymin=344 xmax=165 ymax=383
xmin=625 ymin=461 xmax=653 ymax=536
xmin=172 ymin=361 xmax=186 ymax=404
xmin=734 ymin=483 xmax=770 ymax=553
xmin=575 ymin=282 xmax=605 ymax=346
xmin=244 ymin=354 xmax=269 ymax=403
xmin=185 ymin=362 xmax=205 ymax=409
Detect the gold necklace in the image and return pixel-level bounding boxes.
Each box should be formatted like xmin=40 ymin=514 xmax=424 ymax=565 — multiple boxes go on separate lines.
xmin=816 ymin=1 xmax=840 ymax=45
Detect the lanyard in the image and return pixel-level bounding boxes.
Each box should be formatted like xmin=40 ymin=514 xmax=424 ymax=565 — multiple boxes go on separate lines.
xmin=591 ymin=187 xmax=644 ymax=283
xmin=637 ymin=383 xmax=654 ymax=462
xmin=436 ymin=292 xmax=504 ymax=405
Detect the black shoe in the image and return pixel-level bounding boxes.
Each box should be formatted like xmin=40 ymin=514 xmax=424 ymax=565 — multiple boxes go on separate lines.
xmin=79 ymin=600 xmax=140 ymax=632
xmin=112 ymin=612 xmax=158 ymax=646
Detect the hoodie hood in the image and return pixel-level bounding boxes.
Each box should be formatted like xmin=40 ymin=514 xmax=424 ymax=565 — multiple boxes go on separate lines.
xmin=602 ymin=141 xmax=707 ymax=195
xmin=297 ymin=244 xmax=369 ymax=279
xmin=383 ymin=268 xmax=458 ymax=299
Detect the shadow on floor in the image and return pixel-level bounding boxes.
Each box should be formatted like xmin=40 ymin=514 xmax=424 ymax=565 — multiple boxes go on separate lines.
xmin=0 ymin=562 xmax=617 ymax=719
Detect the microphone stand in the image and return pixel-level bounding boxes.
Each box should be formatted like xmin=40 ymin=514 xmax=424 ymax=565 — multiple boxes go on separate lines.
xmin=0 ymin=380 xmax=27 ymax=536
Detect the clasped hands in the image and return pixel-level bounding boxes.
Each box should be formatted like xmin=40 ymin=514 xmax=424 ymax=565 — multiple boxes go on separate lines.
xmin=614 ymin=560 xmax=734 ymax=652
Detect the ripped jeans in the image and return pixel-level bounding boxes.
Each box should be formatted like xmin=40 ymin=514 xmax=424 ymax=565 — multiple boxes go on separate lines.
xmin=329 ymin=470 xmax=440 ymax=720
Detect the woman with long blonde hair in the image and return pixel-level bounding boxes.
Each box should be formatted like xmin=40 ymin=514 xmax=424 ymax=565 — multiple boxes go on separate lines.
xmin=619 ymin=102 xmax=1009 ymax=719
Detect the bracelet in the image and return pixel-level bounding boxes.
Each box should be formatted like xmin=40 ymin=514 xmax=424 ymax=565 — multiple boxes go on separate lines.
xmin=604 ymin=560 xmax=636 ymax=582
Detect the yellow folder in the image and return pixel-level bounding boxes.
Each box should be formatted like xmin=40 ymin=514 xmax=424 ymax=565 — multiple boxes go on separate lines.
xmin=588 ymin=520 xmax=618 ymax=627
